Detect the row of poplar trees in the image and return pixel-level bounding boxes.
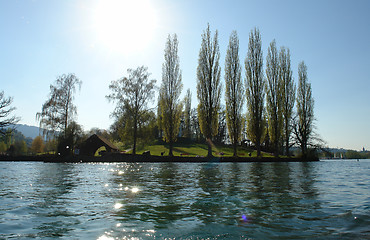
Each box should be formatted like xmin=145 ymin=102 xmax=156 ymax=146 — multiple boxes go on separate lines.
xmin=158 ymin=24 xmax=314 ymax=158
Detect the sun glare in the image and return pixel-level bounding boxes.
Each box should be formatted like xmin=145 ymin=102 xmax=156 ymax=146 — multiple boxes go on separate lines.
xmin=92 ymin=0 xmax=158 ymax=54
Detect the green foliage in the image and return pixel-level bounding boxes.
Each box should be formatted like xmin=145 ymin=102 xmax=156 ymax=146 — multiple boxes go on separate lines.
xmin=345 ymin=150 xmax=363 ymax=159
xmin=245 ymin=28 xmax=266 ymax=157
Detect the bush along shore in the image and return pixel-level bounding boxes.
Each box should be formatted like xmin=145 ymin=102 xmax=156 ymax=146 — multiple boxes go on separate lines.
xmin=0 ymin=152 xmax=319 ymax=163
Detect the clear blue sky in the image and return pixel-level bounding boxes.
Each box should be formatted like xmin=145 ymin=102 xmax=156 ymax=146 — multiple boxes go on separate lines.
xmin=1 ymin=0 xmax=369 ymax=150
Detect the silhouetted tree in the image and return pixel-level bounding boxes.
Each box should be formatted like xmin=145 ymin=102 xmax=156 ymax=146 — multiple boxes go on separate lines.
xmin=107 ymin=66 xmax=156 ymax=155
xmin=197 ymin=24 xmax=222 ymax=157
xmin=36 ymin=73 xmax=82 ymax=138
xmin=279 ymin=47 xmax=296 ymax=156
xmin=294 ymin=61 xmax=314 ymax=158
xmin=183 ymin=89 xmax=192 ymax=138
xmin=245 ymin=28 xmax=266 ymax=157
xmin=266 ymin=40 xmax=283 ymax=157
xmin=225 ymin=31 xmax=244 ymax=156
xmin=0 ymin=91 xmax=20 ymax=136
xmin=159 ymin=34 xmax=183 ymax=156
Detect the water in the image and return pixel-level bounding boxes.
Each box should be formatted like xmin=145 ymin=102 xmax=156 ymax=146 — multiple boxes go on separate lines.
xmin=0 ymin=160 xmax=369 ymax=239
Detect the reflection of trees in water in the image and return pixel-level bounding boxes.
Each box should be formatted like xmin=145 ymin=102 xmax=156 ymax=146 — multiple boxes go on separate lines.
xmin=32 ymin=163 xmax=80 ymax=238
xmin=191 ymin=164 xmax=227 ymax=224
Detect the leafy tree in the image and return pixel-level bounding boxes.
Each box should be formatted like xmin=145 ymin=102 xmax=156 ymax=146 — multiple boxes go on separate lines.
xmin=225 ymin=31 xmax=244 ymax=156
xmin=266 ymin=40 xmax=283 ymax=157
xmin=294 ymin=61 xmax=314 ymax=158
xmin=57 ymin=121 xmax=84 ymax=156
xmin=183 ymin=89 xmax=192 ymax=139
xmin=106 ymin=66 xmax=156 ymax=155
xmin=36 ymin=73 xmax=82 ymax=138
xmin=196 ymin=24 xmax=222 ymax=157
xmin=159 ymin=34 xmax=183 ymax=156
xmin=245 ymin=28 xmax=266 ymax=157
xmin=0 ymin=141 xmax=7 ymax=153
xmin=31 ymin=136 xmax=44 ymax=154
xmin=0 ymin=91 xmax=20 ymax=136
xmin=279 ymin=47 xmax=296 ymax=156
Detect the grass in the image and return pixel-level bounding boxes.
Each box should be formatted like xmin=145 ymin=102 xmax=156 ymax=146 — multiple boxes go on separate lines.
xmin=133 ymin=142 xmax=274 ymax=158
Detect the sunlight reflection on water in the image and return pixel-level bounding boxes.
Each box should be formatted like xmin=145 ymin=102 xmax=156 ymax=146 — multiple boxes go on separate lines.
xmin=0 ymin=160 xmax=369 ymax=239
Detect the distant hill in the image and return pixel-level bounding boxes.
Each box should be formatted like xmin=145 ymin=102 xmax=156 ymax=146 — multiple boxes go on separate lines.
xmin=14 ymin=124 xmax=42 ymax=139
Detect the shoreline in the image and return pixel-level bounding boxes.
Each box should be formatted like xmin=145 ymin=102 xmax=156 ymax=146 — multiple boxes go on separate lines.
xmin=0 ymin=153 xmax=319 ymax=163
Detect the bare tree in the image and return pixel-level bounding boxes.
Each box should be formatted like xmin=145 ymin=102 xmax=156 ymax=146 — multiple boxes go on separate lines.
xmin=279 ymin=47 xmax=296 ymax=156
xmin=196 ymin=24 xmax=222 ymax=157
xmin=106 ymin=66 xmax=156 ymax=155
xmin=245 ymin=28 xmax=266 ymax=157
xmin=183 ymin=89 xmax=192 ymax=138
xmin=294 ymin=61 xmax=314 ymax=158
xmin=225 ymin=31 xmax=244 ymax=157
xmin=0 ymin=91 xmax=20 ymax=136
xmin=159 ymin=34 xmax=183 ymax=156
xmin=266 ymin=40 xmax=283 ymax=157
xmin=36 ymin=73 xmax=82 ymax=138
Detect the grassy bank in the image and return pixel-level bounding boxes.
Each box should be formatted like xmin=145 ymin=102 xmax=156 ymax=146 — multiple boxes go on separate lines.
xmin=128 ymin=142 xmax=275 ymax=158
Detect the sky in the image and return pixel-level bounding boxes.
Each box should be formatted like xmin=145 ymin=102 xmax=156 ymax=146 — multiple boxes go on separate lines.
xmin=1 ymin=0 xmax=369 ymax=151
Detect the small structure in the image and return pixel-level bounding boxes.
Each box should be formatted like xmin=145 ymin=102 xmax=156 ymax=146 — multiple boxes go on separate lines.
xmin=79 ymin=134 xmax=119 ymax=156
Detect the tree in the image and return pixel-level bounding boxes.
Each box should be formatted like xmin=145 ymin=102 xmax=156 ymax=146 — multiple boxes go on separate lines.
xmin=266 ymin=40 xmax=283 ymax=157
xmin=196 ymin=24 xmax=222 ymax=157
xmin=183 ymin=89 xmax=192 ymax=139
xmin=294 ymin=61 xmax=314 ymax=158
xmin=0 ymin=91 xmax=20 ymax=136
xmin=225 ymin=31 xmax=244 ymax=157
xmin=159 ymin=34 xmax=183 ymax=156
xmin=31 ymin=136 xmax=44 ymax=154
xmin=245 ymin=28 xmax=266 ymax=157
xmin=106 ymin=66 xmax=156 ymax=155
xmin=279 ymin=47 xmax=296 ymax=156
xmin=36 ymin=73 xmax=82 ymax=138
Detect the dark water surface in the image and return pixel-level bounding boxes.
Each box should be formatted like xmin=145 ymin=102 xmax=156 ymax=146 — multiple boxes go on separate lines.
xmin=0 ymin=160 xmax=369 ymax=239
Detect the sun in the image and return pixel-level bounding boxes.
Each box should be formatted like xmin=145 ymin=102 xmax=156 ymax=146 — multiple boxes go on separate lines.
xmin=92 ymin=0 xmax=158 ymax=54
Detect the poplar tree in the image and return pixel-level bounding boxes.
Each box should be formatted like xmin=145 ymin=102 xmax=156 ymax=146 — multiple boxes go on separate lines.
xmin=266 ymin=40 xmax=283 ymax=157
xmin=183 ymin=89 xmax=192 ymax=138
xmin=159 ymin=34 xmax=183 ymax=156
xmin=295 ymin=61 xmax=314 ymax=158
xmin=225 ymin=31 xmax=244 ymax=157
xmin=279 ymin=47 xmax=295 ymax=156
xmin=245 ymin=28 xmax=266 ymax=157
xmin=196 ymin=24 xmax=222 ymax=157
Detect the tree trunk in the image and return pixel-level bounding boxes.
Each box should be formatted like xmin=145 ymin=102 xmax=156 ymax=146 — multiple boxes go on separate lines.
xmin=285 ymin=138 xmax=290 ymax=157
xmin=256 ymin=143 xmax=261 ymax=157
xmin=133 ymin=117 xmax=137 ymax=155
xmin=207 ymin=138 xmax=213 ymax=157
xmin=169 ymin=141 xmax=173 ymax=157
xmin=233 ymin=136 xmax=237 ymax=157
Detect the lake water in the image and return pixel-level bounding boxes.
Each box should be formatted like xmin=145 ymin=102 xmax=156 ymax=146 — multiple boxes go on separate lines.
xmin=0 ymin=160 xmax=369 ymax=239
